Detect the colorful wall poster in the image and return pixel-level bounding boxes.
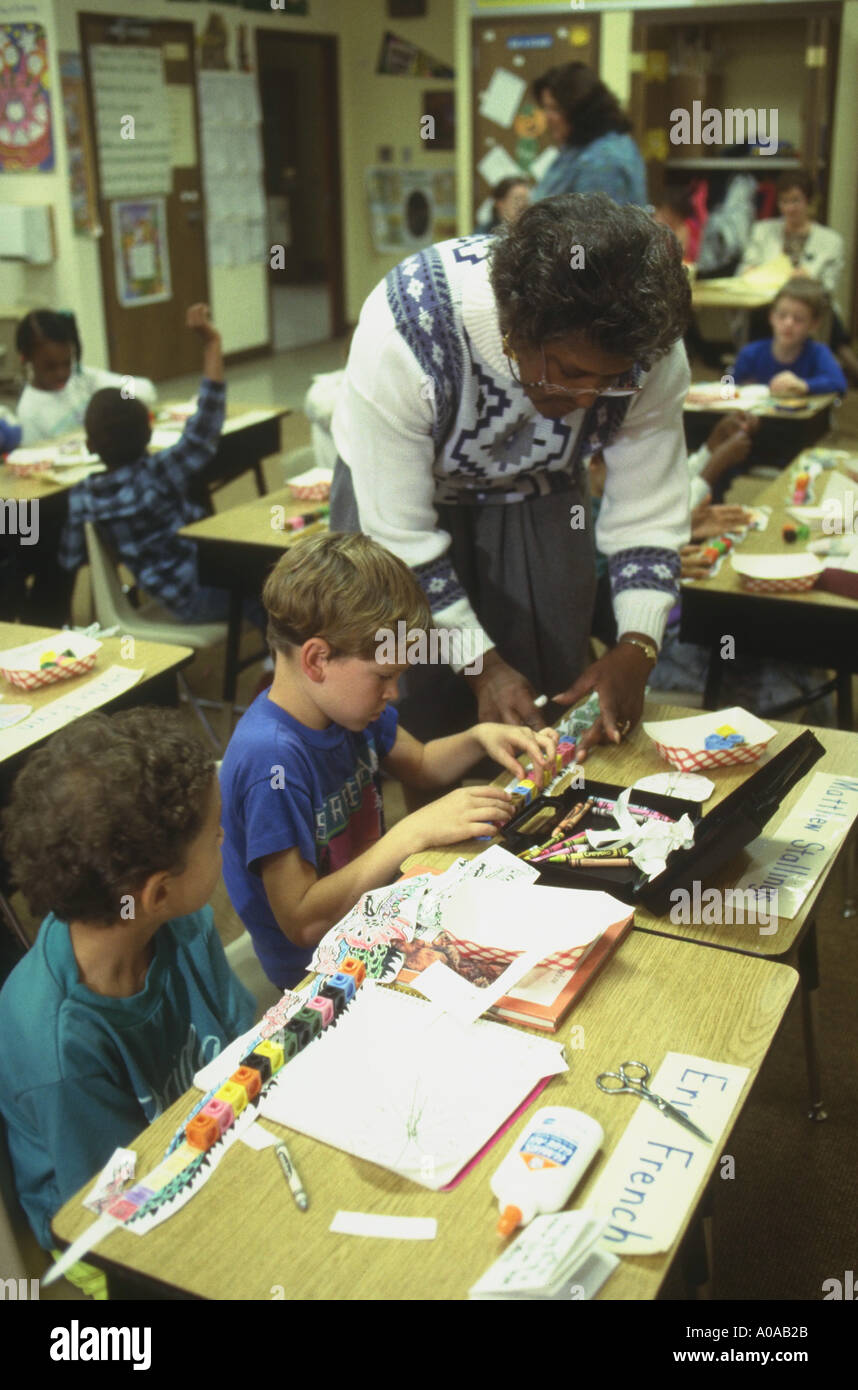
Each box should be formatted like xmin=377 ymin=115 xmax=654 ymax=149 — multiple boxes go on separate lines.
xmin=0 ymin=22 xmax=54 ymax=171
xmin=111 ymin=198 xmax=172 ymax=308
xmin=59 ymin=53 xmax=99 ymax=234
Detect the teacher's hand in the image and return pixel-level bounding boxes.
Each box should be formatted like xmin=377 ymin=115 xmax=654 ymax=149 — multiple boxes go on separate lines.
xmin=552 ymin=639 xmax=654 ymax=762
xmin=466 ymin=649 xmax=546 ymax=729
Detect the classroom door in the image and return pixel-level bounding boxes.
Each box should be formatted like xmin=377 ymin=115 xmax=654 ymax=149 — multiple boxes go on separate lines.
xmin=256 ymin=29 xmax=344 ymax=349
xmin=471 ymin=15 xmax=599 ymax=224
xmin=79 ymin=12 xmax=209 ymax=383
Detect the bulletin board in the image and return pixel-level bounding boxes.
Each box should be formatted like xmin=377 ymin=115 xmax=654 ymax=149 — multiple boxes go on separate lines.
xmin=471 ymin=14 xmax=598 ymax=224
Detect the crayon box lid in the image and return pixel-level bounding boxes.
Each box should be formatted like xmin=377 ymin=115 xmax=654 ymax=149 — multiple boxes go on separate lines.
xmin=499 ymin=731 xmax=824 ymax=915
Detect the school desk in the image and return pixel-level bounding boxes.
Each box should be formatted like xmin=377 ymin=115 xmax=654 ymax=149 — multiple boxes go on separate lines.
xmin=0 ymin=622 xmax=194 ymax=949
xmin=691 ymin=280 xmax=774 ymax=312
xmin=678 ymin=460 xmax=858 ymax=727
xmin=406 ymin=702 xmax=857 ymax=1121
xmin=50 ymin=932 xmax=796 ymax=1301
xmin=0 ymin=403 xmax=289 ymax=508
xmin=0 ymin=405 xmax=289 ymax=629
xmin=180 ymin=487 xmax=330 ymax=702
xmin=683 ymin=392 xmax=837 ymax=464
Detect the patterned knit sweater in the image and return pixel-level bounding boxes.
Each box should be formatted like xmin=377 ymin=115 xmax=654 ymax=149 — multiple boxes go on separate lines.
xmin=332 ymin=234 xmax=691 ymax=660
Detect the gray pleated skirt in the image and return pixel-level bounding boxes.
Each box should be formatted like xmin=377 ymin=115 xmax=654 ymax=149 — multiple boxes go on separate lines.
xmin=330 ymin=459 xmax=597 ymax=741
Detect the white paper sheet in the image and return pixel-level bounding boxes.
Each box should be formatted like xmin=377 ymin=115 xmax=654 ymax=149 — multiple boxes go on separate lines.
xmin=589 ymin=1053 xmax=750 ymax=1254
xmin=479 ymin=68 xmax=527 ymax=128
xmin=240 ymin=1122 xmax=281 ymax=1151
xmin=260 ymin=986 xmax=566 ymax=1189
xmin=477 ymin=145 xmax=525 ymax=188
xmin=90 ymin=45 xmax=171 ymax=198
xmin=440 ymin=880 xmax=628 ymax=958
xmin=330 ymin=1211 xmax=437 ymax=1240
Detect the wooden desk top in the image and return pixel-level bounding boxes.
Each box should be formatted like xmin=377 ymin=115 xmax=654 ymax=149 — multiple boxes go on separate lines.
xmin=180 ymin=486 xmax=328 ymax=552
xmin=683 ymin=459 xmax=857 ymax=614
xmin=0 ymin=403 xmax=289 ymax=502
xmin=404 ymin=702 xmax=858 ymax=959
xmin=684 ymin=391 xmax=837 ymax=419
xmin=52 ymin=931 xmax=796 ymax=1301
xmin=692 ymin=280 xmax=774 ymax=310
xmin=0 ymin=622 xmax=192 ymax=764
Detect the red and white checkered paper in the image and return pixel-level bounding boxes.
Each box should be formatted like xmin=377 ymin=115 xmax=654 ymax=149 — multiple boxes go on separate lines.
xmin=444 ymin=932 xmax=590 ymax=974
xmin=1 ymin=650 xmax=99 ymax=691
xmin=653 ymin=739 xmax=769 ymax=772
xmin=737 ymin=574 xmax=819 ymax=595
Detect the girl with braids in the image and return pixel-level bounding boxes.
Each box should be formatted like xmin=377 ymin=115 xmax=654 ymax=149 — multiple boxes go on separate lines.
xmin=15 ymin=307 xmax=156 ymax=444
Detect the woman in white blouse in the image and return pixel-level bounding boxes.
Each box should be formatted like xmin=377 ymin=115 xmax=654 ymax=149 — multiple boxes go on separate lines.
xmin=738 ymin=170 xmax=857 ymax=382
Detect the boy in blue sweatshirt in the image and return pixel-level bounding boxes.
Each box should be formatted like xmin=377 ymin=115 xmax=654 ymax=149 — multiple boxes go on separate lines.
xmin=0 ymin=708 xmax=254 ymax=1257
xmin=733 ymin=277 xmax=847 ymax=397
xmin=220 ymin=532 xmax=557 ymax=990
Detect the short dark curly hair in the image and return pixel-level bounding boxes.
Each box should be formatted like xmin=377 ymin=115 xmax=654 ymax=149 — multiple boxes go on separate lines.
xmin=2 ymin=708 xmax=216 ymax=926
xmin=490 ymin=193 xmax=691 ymax=368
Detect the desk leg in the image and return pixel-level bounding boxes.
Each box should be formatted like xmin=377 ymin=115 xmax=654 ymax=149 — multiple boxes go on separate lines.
xmin=843 ymin=830 xmax=857 ymax=920
xmin=835 ymin=670 xmax=853 ymax=730
xmin=222 ymin=589 xmax=243 ymax=705
xmin=797 ymin=920 xmax=827 ymax=1122
xmin=702 ymin=645 xmax=723 ymax=710
xmin=681 ymin=1186 xmax=714 ymax=1299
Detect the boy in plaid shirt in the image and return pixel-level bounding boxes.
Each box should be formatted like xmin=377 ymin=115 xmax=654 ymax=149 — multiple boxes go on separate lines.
xmin=59 ymin=304 xmax=243 ymax=623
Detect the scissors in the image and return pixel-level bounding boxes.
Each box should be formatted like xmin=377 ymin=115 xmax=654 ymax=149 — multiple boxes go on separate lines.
xmin=596 ymin=1060 xmax=712 ymax=1144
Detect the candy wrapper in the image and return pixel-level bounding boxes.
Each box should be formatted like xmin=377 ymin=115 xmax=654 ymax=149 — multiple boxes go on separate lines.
xmin=583 ymin=787 xmax=696 ymax=880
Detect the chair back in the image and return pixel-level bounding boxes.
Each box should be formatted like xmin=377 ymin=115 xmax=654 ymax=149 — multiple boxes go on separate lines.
xmin=83 ymin=522 xmax=137 ymax=629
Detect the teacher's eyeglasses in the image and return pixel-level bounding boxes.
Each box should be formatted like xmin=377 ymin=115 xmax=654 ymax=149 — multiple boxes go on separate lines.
xmin=502 ymin=335 xmax=642 ymax=400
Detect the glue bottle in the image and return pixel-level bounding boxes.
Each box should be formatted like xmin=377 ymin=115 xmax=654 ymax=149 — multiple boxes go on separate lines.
xmin=491 ymin=1106 xmax=603 ymax=1236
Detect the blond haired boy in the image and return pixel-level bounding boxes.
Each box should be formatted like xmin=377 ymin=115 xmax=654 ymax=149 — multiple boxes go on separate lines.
xmin=219 ymin=533 xmax=555 ymax=988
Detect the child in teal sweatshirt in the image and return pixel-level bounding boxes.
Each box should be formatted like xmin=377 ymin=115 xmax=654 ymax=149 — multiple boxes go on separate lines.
xmin=0 ymin=708 xmax=254 ymax=1253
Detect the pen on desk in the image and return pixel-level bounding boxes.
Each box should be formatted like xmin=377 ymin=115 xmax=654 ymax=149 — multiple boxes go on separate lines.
xmin=276 ymin=1141 xmax=309 ymax=1212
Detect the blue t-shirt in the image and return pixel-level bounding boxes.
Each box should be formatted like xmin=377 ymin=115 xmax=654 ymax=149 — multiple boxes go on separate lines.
xmin=733 ymin=338 xmax=847 ymax=395
xmin=0 ymin=908 xmax=254 ymax=1249
xmin=219 ymin=692 xmax=399 ymax=989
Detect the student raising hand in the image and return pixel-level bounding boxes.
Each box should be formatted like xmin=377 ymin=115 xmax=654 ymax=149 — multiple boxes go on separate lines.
xmin=186 ymin=302 xmax=219 ymax=341
xmin=185 ymin=303 xmax=223 ymax=382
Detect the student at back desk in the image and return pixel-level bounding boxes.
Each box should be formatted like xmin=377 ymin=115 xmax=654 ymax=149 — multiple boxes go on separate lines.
xmin=16 ymin=308 xmax=156 ymax=445
xmin=57 ymin=304 xmax=261 ymax=626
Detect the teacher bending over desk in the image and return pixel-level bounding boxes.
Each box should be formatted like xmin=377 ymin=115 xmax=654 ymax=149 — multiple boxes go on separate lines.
xmin=330 ymin=194 xmax=692 ymax=759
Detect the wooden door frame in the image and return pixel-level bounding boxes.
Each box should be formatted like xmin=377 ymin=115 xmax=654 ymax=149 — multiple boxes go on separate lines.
xmin=255 ymin=28 xmax=346 ymax=341
xmin=78 ymin=11 xmax=210 ymax=382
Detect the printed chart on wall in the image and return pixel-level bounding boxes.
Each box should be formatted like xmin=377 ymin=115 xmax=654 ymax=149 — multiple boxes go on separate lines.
xmin=366 ymin=168 xmax=456 ymax=254
xmin=111 ymin=198 xmax=172 ymax=308
xmin=0 ymin=21 xmax=54 ymax=171
xmin=89 ymin=44 xmax=171 ymax=200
